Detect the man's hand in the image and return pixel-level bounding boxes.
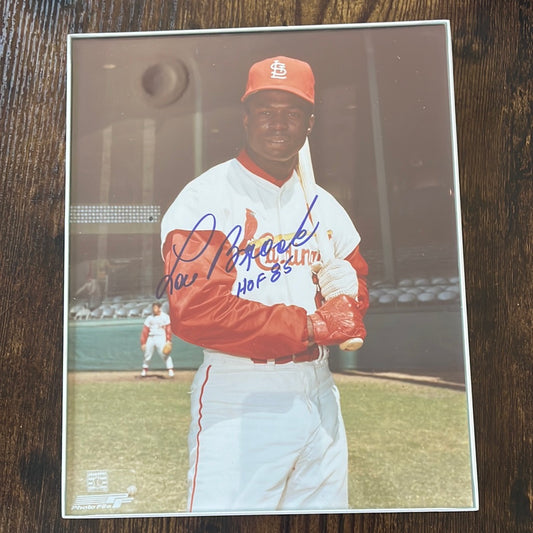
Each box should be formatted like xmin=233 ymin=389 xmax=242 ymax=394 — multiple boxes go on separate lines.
xmin=312 ymin=259 xmax=359 ymax=301
xmin=141 ymin=344 xmax=146 ymax=352
xmin=308 ymin=294 xmax=366 ymax=346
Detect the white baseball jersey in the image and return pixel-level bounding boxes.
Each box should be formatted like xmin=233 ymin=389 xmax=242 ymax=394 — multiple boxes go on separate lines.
xmin=143 ymin=311 xmax=170 ymax=337
xmin=160 ymin=150 xmax=366 ymax=359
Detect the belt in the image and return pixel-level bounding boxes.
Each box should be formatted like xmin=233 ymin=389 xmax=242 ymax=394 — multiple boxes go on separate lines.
xmin=252 ymin=345 xmax=321 ymax=365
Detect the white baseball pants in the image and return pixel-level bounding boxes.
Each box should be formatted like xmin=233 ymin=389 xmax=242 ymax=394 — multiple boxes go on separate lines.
xmin=187 ymin=352 xmax=348 ymax=513
xmin=142 ymin=335 xmax=174 ymax=369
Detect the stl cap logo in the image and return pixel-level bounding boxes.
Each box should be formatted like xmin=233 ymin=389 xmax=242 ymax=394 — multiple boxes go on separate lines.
xmin=270 ymin=59 xmax=287 ymax=79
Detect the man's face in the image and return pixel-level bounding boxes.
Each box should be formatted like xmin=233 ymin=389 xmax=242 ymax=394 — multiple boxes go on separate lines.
xmin=243 ymin=90 xmax=314 ymax=175
xmin=152 ymin=305 xmax=161 ymax=316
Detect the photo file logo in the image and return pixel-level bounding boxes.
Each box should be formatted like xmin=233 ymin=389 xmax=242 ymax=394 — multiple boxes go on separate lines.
xmin=71 ymin=493 xmax=134 ymax=511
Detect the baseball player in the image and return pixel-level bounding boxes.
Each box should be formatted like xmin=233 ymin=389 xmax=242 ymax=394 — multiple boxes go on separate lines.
xmin=160 ymin=56 xmax=369 ymax=512
xmin=140 ymin=302 xmax=174 ymax=377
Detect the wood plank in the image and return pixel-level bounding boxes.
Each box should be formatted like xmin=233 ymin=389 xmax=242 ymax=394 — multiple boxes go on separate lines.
xmin=0 ymin=1 xmax=531 ymax=531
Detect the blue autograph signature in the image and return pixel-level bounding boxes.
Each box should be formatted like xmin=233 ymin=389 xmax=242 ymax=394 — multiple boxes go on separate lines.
xmin=235 ymin=254 xmax=294 ymax=298
xmin=156 ymin=195 xmax=320 ymax=299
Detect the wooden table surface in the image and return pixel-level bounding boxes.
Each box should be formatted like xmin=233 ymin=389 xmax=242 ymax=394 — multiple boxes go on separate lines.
xmin=1 ymin=1 xmax=531 ymax=532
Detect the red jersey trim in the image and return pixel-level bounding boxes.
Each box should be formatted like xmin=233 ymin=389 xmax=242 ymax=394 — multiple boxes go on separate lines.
xmin=189 ymin=364 xmax=212 ymax=512
xmin=237 ymin=148 xmax=293 ymax=186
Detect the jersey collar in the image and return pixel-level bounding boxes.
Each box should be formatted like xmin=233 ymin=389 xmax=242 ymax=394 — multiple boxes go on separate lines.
xmin=236 ymin=148 xmax=294 ymax=187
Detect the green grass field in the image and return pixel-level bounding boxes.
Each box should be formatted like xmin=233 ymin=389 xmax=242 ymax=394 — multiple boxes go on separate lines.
xmin=64 ymin=371 xmax=475 ymax=516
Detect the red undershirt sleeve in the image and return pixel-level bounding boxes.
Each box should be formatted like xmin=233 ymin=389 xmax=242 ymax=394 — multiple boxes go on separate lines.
xmin=160 ymin=229 xmax=310 ymax=359
xmin=344 ymin=245 xmax=370 ymax=316
xmin=140 ymin=325 xmax=149 ymax=346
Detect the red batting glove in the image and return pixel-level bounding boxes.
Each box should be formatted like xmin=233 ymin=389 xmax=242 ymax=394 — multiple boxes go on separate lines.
xmin=308 ymin=294 xmax=366 ymax=346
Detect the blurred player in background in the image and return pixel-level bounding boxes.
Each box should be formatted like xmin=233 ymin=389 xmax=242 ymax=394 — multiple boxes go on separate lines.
xmin=140 ymin=302 xmax=174 ymax=377
xmin=160 ymin=56 xmax=368 ymax=512
xmin=75 ymin=277 xmax=102 ymax=311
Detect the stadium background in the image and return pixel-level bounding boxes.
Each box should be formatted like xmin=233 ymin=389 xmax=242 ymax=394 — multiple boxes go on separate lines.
xmin=67 ymin=24 xmax=468 ymax=379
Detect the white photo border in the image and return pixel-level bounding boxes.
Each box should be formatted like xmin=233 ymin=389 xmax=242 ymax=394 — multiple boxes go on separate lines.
xmin=62 ymin=20 xmax=478 ymax=518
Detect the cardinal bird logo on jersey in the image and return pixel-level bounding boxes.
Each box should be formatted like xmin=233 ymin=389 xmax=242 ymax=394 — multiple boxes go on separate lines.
xmin=239 ymin=208 xmax=258 ymax=249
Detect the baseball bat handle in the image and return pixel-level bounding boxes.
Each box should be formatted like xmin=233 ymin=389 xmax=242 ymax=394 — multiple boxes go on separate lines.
xmin=297 ymin=140 xmax=364 ymax=354
xmin=340 ymin=337 xmax=364 ymax=351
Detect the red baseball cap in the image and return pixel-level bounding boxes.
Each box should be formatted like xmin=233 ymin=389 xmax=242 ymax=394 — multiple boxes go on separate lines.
xmin=241 ymin=56 xmax=315 ymax=104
